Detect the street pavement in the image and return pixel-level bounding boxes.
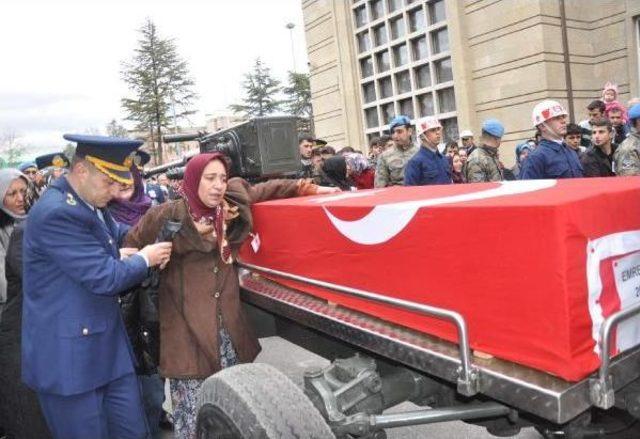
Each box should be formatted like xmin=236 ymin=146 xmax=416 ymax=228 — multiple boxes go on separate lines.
xmin=161 ymin=336 xmax=542 ymax=438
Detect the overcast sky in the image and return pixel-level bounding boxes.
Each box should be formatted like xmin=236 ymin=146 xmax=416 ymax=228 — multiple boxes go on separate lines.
xmin=0 ymin=0 xmax=309 ymax=159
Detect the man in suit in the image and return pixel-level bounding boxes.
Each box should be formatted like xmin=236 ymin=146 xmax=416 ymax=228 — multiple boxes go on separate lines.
xmin=22 ymin=134 xmax=173 ymax=439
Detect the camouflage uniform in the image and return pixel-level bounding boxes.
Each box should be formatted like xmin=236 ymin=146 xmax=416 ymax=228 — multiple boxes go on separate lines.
xmin=374 ymin=144 xmax=419 ymax=187
xmin=613 ymin=132 xmax=640 ymax=176
xmin=464 ymin=146 xmax=503 ymax=183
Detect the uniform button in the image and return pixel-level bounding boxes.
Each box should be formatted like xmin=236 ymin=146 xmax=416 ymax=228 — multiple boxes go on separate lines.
xmin=213 ymin=266 xmax=219 ymax=274
xmin=108 ymin=238 xmax=113 ymax=245
xmin=214 ymin=291 xmax=220 ymax=298
xmin=143 ymin=331 xmax=149 ymax=337
xmin=82 ymin=328 xmax=89 ymax=336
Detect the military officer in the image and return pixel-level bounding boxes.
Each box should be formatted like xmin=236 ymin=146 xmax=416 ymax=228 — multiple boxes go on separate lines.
xmin=465 ymin=119 xmax=505 ymax=183
xmin=613 ymin=103 xmax=640 ymax=175
xmin=22 ymin=134 xmax=173 ymax=439
xmin=375 ymin=115 xmax=419 ymax=187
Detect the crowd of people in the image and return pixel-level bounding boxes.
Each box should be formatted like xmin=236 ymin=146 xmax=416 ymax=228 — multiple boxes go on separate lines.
xmin=1 ymin=80 xmax=640 ymax=439
xmin=295 ymin=81 xmax=640 ymax=189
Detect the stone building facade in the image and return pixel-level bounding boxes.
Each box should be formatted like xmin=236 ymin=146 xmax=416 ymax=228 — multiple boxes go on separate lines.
xmin=302 ymin=0 xmax=640 ymax=164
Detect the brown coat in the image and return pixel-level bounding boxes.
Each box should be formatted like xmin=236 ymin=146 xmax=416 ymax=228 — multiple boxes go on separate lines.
xmin=125 ymin=177 xmax=313 ymax=379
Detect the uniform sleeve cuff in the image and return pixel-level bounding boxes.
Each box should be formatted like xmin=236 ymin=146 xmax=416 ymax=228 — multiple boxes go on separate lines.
xmin=136 ymin=252 xmax=150 ymax=267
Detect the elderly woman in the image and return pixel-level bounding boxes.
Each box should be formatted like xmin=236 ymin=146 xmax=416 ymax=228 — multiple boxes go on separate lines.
xmin=0 ymin=169 xmax=28 ymax=320
xmin=125 ymin=153 xmax=337 ymax=438
xmin=0 ymin=169 xmax=51 ymax=438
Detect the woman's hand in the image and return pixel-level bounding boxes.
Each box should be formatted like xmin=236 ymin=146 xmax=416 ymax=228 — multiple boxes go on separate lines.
xmin=316 ymin=186 xmax=342 ymax=194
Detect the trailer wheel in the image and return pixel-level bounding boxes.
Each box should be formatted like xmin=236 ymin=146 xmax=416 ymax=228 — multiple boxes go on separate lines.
xmin=195 ymin=363 xmax=335 ymax=439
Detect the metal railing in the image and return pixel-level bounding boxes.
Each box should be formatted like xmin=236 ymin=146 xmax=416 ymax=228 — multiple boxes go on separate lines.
xmin=237 ymin=260 xmax=481 ymax=396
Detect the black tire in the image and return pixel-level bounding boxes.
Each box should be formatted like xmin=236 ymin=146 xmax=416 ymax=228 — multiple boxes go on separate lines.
xmin=196 ymin=363 xmax=335 ymax=439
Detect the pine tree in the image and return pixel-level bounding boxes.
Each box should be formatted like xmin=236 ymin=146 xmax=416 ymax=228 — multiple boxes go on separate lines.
xmin=121 ymin=19 xmax=197 ymax=164
xmin=283 ymin=71 xmax=313 ymax=133
xmin=230 ymin=58 xmax=283 ymax=117
xmin=105 ymin=119 xmax=129 ymax=138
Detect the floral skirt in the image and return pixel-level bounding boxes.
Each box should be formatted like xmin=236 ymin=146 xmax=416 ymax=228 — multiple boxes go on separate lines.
xmin=169 ymin=327 xmax=239 ymax=439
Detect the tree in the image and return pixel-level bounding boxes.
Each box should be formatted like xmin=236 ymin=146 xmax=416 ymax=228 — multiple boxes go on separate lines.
xmin=121 ymin=18 xmax=197 ymax=164
xmin=230 ymin=58 xmax=283 ymax=117
xmin=105 ymin=119 xmax=129 ymax=138
xmin=283 ymin=71 xmax=313 ymax=133
xmin=0 ymin=132 xmax=25 ymax=166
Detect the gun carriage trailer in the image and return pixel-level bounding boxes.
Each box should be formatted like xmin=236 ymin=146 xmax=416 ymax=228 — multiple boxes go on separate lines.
xmin=193 ymin=178 xmax=640 ymax=438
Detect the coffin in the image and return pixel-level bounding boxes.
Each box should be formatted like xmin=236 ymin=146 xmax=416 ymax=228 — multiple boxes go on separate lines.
xmin=239 ymin=178 xmax=640 ymax=381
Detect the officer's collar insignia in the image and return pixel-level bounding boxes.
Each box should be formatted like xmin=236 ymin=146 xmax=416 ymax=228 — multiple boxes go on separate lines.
xmin=66 ymin=193 xmax=77 ymax=206
xmin=52 ymin=155 xmax=65 ymax=168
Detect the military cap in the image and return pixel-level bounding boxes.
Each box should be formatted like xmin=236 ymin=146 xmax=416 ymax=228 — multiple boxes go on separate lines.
xmin=18 ymin=161 xmax=37 ymax=172
xmin=389 ymin=115 xmax=412 ymax=131
xmin=63 ymin=134 xmax=143 ymax=185
xmin=35 ymin=152 xmax=70 ymax=170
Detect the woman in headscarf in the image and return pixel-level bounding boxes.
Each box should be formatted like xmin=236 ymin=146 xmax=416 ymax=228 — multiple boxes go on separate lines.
xmin=344 ymin=152 xmax=374 ymax=189
xmin=124 ymin=153 xmax=338 ymax=438
xmin=0 ymin=169 xmax=52 ymax=438
xmin=451 ymin=152 xmax=466 ymax=184
xmin=511 ymin=142 xmax=532 ymax=179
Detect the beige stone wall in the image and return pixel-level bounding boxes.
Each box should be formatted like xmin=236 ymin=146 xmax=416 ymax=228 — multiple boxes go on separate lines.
xmin=303 ymin=0 xmax=365 ymax=149
xmin=302 ymin=0 xmax=640 ymax=166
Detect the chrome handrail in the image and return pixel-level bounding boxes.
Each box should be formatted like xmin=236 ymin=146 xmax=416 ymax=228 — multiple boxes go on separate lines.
xmin=237 ymin=260 xmax=480 ymax=396
xmin=590 ymin=301 xmax=640 ymax=409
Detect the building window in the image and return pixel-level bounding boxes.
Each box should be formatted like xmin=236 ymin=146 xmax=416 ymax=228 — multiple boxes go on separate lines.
xmin=395 ymin=70 xmax=412 ymax=94
xmin=428 ymin=0 xmax=446 ymax=25
xmin=431 ymin=28 xmax=449 ymax=54
xmin=414 ymin=64 xmax=432 ymax=88
xmin=370 ymin=0 xmax=385 ymax=21
xmin=441 ymin=117 xmax=459 ymax=142
xmin=399 ymin=98 xmax=414 ymax=118
xmin=388 ymin=0 xmax=401 ymax=13
xmin=363 ymin=82 xmax=377 ymax=103
xmin=357 ymin=31 xmax=371 ymax=53
xmin=378 ymin=76 xmax=393 ymax=98
xmin=365 ymin=107 xmax=380 ymax=128
xmin=351 ymin=1 xmax=456 ymax=142
xmin=438 ymin=87 xmax=456 ymax=112
xmin=376 ymin=50 xmax=391 ymax=72
xmin=355 ymin=5 xmax=368 ymax=27
xmin=389 ymin=16 xmax=406 ymax=40
xmin=393 ymin=43 xmax=409 ymax=67
xmin=373 ymin=24 xmax=388 ymax=46
xmin=381 ymin=102 xmax=395 ymax=124
xmin=435 ymin=57 xmax=453 ymax=83
xmin=418 ymin=93 xmax=434 ymax=116
xmin=411 ymin=36 xmax=428 ymax=61
xmin=360 ymin=57 xmax=374 ymax=78
xmin=408 ymin=7 xmax=425 ymax=33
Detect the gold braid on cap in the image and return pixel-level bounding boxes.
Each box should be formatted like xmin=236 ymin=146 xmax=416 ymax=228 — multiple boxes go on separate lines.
xmin=84 ymin=154 xmax=133 ymax=185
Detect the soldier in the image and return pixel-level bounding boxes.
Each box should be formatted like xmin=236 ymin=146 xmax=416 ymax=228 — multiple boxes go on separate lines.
xmin=519 ymin=100 xmax=583 ymax=180
xmin=375 ymin=115 xmax=419 ymax=187
xmin=613 ymin=103 xmax=640 ymax=176
xmin=22 ymin=134 xmax=173 ymax=439
xmin=404 ymin=116 xmax=451 ymax=186
xmin=464 ymin=119 xmax=505 ymax=183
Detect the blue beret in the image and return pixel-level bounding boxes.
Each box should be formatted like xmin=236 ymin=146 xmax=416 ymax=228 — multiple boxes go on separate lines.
xmin=18 ymin=162 xmax=37 ymax=172
xmin=629 ymin=103 xmax=640 ymax=121
xmin=63 ymin=134 xmax=144 ymax=184
xmin=389 ymin=115 xmax=412 ymax=131
xmin=35 ymin=152 xmax=70 ymax=170
xmin=482 ymin=119 xmax=505 ymax=138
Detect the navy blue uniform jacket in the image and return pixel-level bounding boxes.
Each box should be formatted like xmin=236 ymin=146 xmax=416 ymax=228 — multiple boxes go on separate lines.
xmin=404 ymin=146 xmax=452 ymax=186
xmin=22 ymin=177 xmax=149 ymax=395
xmin=519 ymin=138 xmax=584 ymax=180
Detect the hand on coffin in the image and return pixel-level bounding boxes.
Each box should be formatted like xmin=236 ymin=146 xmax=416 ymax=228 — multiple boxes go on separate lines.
xmin=316 ymin=186 xmax=342 ymax=194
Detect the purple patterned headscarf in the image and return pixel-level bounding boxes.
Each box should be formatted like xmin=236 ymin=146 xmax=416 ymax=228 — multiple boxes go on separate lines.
xmin=108 ymin=166 xmax=152 ymax=226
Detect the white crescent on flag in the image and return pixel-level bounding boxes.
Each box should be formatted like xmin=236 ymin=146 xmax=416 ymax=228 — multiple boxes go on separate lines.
xmin=315 ymin=180 xmax=557 ymax=245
